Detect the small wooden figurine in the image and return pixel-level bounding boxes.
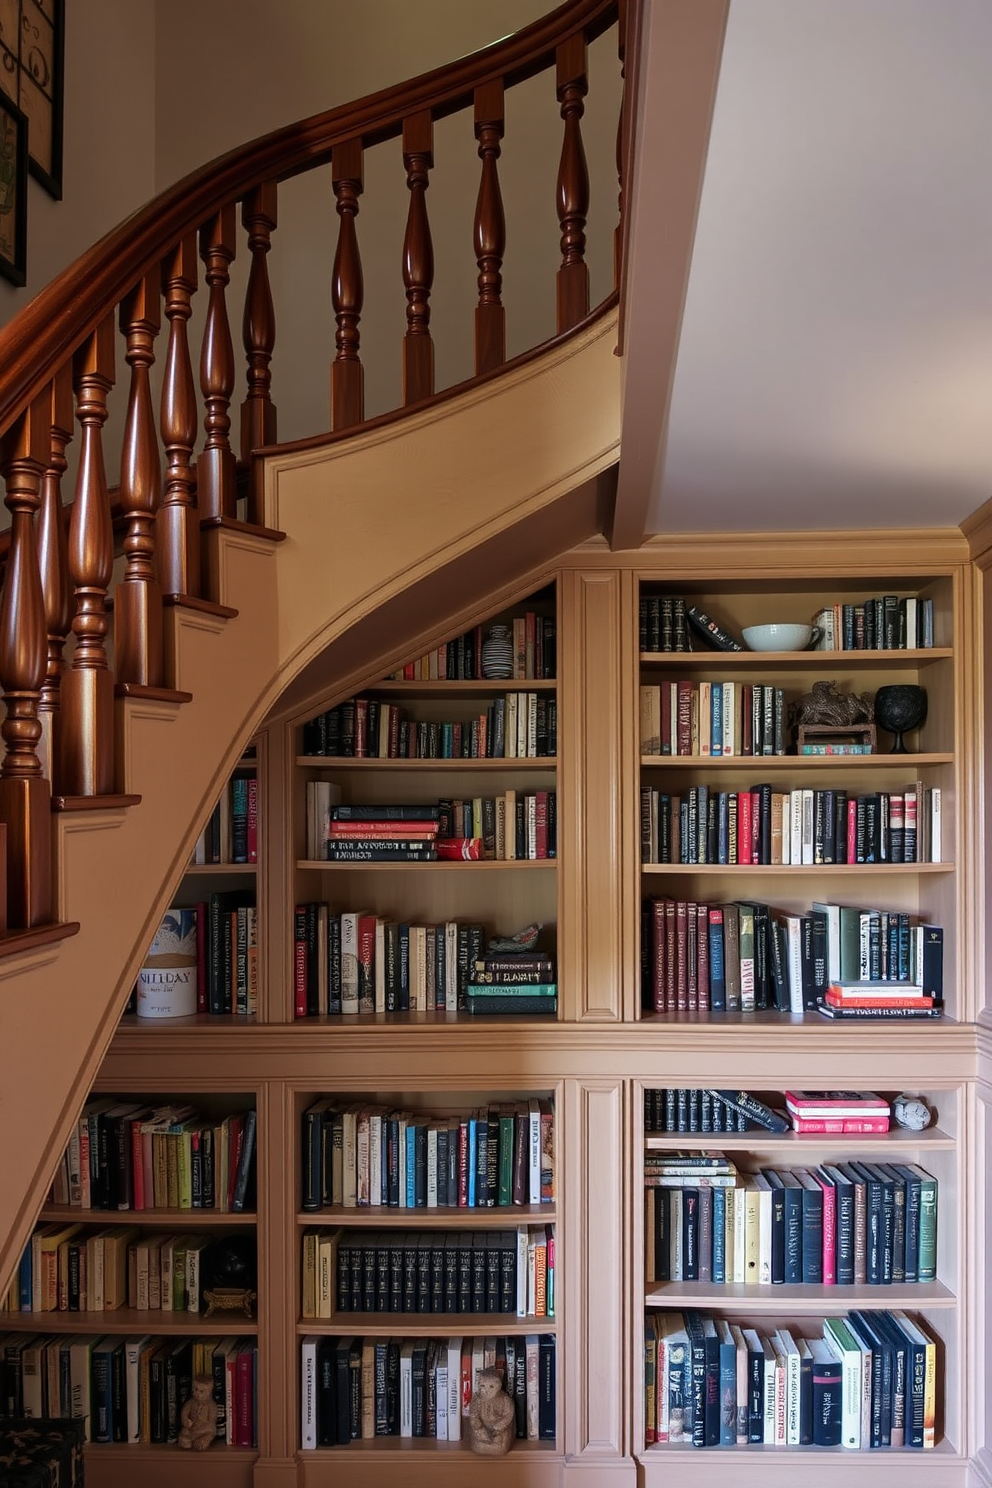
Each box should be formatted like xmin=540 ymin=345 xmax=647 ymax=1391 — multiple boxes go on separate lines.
xmin=178 ymin=1374 xmax=218 ymax=1451
xmin=468 ymin=1367 xmax=516 ymax=1456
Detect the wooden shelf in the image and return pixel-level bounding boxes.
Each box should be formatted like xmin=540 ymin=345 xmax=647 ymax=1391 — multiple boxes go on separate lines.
xmin=297 ymin=858 xmax=556 ymax=871
xmin=643 ymin=1279 xmax=956 ymax=1310
xmin=640 ymin=648 xmax=953 ymax=668
xmin=369 ymin=679 xmax=557 ymax=696
xmin=296 ymin=756 xmax=557 ymax=770
xmin=641 ymin=752 xmax=953 ymax=769
xmin=298 ymin=1204 xmax=557 ymax=1227
xmin=41 ymin=1205 xmax=257 ymax=1225
xmin=13 ymin=1308 xmax=258 ymax=1334
xmin=183 ymin=862 xmax=257 ymax=876
xmin=644 ymin=1126 xmax=955 ymax=1153
xmin=297 ymin=1313 xmax=556 ymax=1337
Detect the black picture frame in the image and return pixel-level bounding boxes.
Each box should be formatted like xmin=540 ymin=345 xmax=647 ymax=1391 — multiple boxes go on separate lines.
xmin=0 ymin=85 xmax=27 ymax=286
xmin=0 ymin=0 xmax=64 ymax=200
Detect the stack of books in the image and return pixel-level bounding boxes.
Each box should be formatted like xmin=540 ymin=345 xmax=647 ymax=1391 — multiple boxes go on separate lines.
xmin=324 ymin=806 xmax=440 ymax=862
xmin=784 ymin=1090 xmax=890 ymax=1134
xmin=466 ymin=952 xmax=557 ymax=1016
xmin=817 ymin=980 xmax=941 ymax=1021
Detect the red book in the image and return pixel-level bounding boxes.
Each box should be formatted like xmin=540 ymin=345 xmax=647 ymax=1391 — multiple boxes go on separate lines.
xmin=403 ymin=659 xmax=415 ymax=680
xmin=236 ymin=1344 xmax=255 ymax=1446
xmin=195 ymin=900 xmax=208 ymax=1014
xmin=791 ymin=1115 xmax=890 ymax=1134
xmin=357 ymin=913 xmax=377 ymax=1012
xmin=825 ymin=990 xmax=933 ymax=1009
xmin=696 ymin=903 xmax=710 ymax=1011
xmin=353 ymin=697 xmax=368 ymax=757
xmin=534 ymin=790 xmax=549 ymax=858
xmin=246 ymin=778 xmax=258 ymax=863
xmin=676 ymin=682 xmax=694 ymax=756
xmin=227 ymin=1114 xmax=245 ymax=1211
xmin=325 ymin=821 xmax=438 ymax=838
xmin=686 ymin=902 xmax=698 ymax=1011
xmin=660 ymin=683 xmax=673 ymax=756
xmin=741 ymin=684 xmax=753 ymax=756
xmin=817 ymin=1171 xmax=837 ymax=1284
xmin=293 ymin=905 xmax=308 ymax=1019
xmin=675 ymin=900 xmax=689 ymax=1011
xmin=458 ymin=1119 xmax=470 ymax=1206
xmin=664 ymin=900 xmax=677 ymax=1012
xmin=131 ymin=1118 xmax=145 ymax=1210
xmin=652 ymin=899 xmax=667 ymax=1012
xmin=750 ymin=789 xmax=762 ymax=863
xmin=737 ymin=791 xmax=752 ymax=866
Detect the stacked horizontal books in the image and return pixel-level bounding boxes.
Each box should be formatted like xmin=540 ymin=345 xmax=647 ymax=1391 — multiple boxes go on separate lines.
xmin=812 ymin=594 xmax=935 ymax=650
xmin=641 ymin=782 xmax=942 ymax=865
xmin=42 ymin=1098 xmax=257 ymax=1212
xmin=303 ymin=692 xmax=556 ymax=759
xmin=299 ymin=1332 xmax=555 ymax=1447
xmin=644 ymin=1308 xmax=937 ymax=1449
xmin=640 ymin=681 xmax=786 ymax=757
xmin=0 ymin=1332 xmax=257 ymax=1446
xmin=642 ymin=897 xmax=943 ymax=1015
xmin=301 ymin=1225 xmax=554 ymax=1319
xmin=384 ymin=607 xmax=556 ymax=682
xmin=645 ymin=1153 xmax=938 ymax=1286
xmin=785 ymin=1090 xmax=891 ymax=1134
xmin=304 ymin=790 xmax=557 ymax=861
xmin=818 ymin=980 xmax=941 ymax=1020
xmin=301 ymin=1099 xmax=554 ymax=1211
xmin=467 ymin=952 xmax=557 ymax=1016
xmin=322 ymin=805 xmax=440 ymax=862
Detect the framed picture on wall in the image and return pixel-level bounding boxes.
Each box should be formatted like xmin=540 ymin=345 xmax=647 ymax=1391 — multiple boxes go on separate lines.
xmin=0 ymin=0 xmax=64 ymax=199
xmin=0 ymin=83 xmax=27 ymax=285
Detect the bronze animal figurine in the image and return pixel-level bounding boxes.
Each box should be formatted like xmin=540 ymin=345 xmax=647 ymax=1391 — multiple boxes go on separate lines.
xmin=788 ymin=680 xmax=873 ymax=731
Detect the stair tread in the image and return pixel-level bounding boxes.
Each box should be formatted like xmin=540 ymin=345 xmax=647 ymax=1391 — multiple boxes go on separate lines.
xmin=0 ymin=921 xmax=80 ymax=958
xmin=114 ymin=683 xmax=194 ymax=703
xmin=51 ymin=793 xmax=141 ymax=813
xmin=201 ymin=514 xmax=286 ymax=542
xmin=163 ymin=593 xmax=239 ymax=619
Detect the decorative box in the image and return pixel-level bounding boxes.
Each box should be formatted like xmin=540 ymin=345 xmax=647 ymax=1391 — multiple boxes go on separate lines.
xmin=0 ymin=1419 xmax=85 ymax=1488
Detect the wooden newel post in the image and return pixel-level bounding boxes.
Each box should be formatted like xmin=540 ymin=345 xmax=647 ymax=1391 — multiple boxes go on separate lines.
xmin=241 ymin=183 xmax=278 ymax=525
xmin=473 ymin=80 xmax=506 ymax=376
xmin=198 ymin=205 xmax=238 ymax=522
xmin=117 ymin=271 xmax=164 ymax=687
xmin=402 ymin=111 xmax=435 ymax=405
xmin=330 ymin=138 xmax=365 ymax=430
xmin=60 ymin=318 xmax=117 ymax=798
xmin=555 ymin=34 xmax=590 ymax=333
xmin=159 ymin=235 xmax=200 ymax=598
xmin=0 ymin=396 xmax=54 ymax=927
xmin=36 ymin=364 xmax=74 ymax=785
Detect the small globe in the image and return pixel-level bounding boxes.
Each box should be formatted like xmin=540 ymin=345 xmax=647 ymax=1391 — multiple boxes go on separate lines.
xmin=207 ymin=1234 xmax=257 ymax=1290
xmin=874 ymin=684 xmax=927 ymax=753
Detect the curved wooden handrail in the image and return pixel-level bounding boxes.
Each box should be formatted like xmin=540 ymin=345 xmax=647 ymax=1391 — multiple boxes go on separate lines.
xmin=0 ymin=0 xmax=616 ymax=438
xmin=0 ymin=0 xmax=623 ymax=934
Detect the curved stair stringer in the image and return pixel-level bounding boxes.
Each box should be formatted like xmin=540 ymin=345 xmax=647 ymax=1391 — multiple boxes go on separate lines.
xmin=0 ymin=304 xmax=620 ymax=1295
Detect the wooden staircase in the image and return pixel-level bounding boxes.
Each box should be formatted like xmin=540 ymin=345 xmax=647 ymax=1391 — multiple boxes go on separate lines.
xmin=0 ymin=0 xmax=624 ymax=1296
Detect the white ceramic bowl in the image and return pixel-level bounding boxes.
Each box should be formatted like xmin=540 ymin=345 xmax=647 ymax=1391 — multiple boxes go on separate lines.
xmin=742 ymin=623 xmax=814 ymax=653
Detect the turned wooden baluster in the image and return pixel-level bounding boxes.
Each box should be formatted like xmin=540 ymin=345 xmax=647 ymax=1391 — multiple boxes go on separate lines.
xmin=199 ymin=205 xmax=238 ymax=522
xmin=0 ymin=396 xmax=53 ymax=927
xmin=159 ymin=236 xmax=200 ymax=598
xmin=60 ymin=319 xmax=116 ymax=797
xmin=556 ymin=34 xmax=591 ymax=333
xmin=615 ymin=0 xmax=628 ymax=288
xmin=473 ymin=80 xmax=506 ymax=376
xmin=402 ymin=111 xmax=435 ymax=405
xmin=36 ymin=363 xmax=74 ymax=785
xmin=117 ymin=271 xmax=163 ymax=687
xmin=240 ymin=183 xmax=278 ymax=525
xmin=330 ymin=139 xmax=365 ymax=430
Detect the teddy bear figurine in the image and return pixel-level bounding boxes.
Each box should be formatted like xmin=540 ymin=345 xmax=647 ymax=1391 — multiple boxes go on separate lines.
xmin=178 ymin=1374 xmax=218 ymax=1450
xmin=468 ymin=1366 xmax=516 ymax=1456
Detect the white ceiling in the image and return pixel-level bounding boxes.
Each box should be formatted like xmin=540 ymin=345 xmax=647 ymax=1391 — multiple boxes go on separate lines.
xmin=645 ymin=0 xmax=992 ymax=533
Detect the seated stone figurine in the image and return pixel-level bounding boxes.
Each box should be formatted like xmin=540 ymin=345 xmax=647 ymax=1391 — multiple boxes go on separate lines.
xmin=178 ymin=1374 xmax=218 ymax=1451
xmin=468 ymin=1366 xmax=516 ymax=1456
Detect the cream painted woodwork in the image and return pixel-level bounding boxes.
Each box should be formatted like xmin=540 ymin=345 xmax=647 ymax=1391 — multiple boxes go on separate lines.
xmin=5 ymin=523 xmax=988 ymax=1488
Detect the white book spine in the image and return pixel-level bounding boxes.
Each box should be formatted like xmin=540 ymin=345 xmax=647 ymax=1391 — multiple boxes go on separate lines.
xmin=528 ymin=1098 xmax=542 ymax=1203
xmin=801 ymin=788 xmax=815 ymax=864
xmin=790 ymin=790 xmax=803 ymax=864
xmin=399 ymin=1346 xmax=413 ymax=1437
xmin=447 ymin=1338 xmax=462 ymax=1440
xmin=300 ymin=1336 xmax=317 ymax=1450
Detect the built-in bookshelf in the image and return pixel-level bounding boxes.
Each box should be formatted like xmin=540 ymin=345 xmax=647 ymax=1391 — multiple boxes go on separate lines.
xmin=4 ymin=542 xmax=979 ymax=1488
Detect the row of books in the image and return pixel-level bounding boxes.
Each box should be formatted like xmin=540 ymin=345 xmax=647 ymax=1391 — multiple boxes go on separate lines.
xmin=4 ymin=1226 xmax=244 ymax=1316
xmin=305 ymin=795 xmax=558 ymax=862
xmin=301 ymin=1098 xmax=554 ymax=1210
xmin=0 ymin=1331 xmax=256 ymax=1446
xmin=44 ymin=1098 xmax=257 ymax=1212
xmin=295 ymin=911 xmax=474 ymax=1016
xmin=641 ymin=898 xmax=944 ymax=1015
xmin=300 ymin=1332 xmax=556 ymax=1447
xmin=191 ymin=770 xmax=258 ymax=865
xmin=645 ymin=1154 xmax=938 ymax=1286
xmin=644 ymin=1308 xmax=937 ymax=1449
xmin=644 ymin=1088 xmax=892 ymax=1135
xmin=387 ymin=610 xmax=557 ymax=683
xmin=812 ymin=596 xmax=936 ymax=651
xmin=304 ymin=1225 xmax=555 ymax=1319
xmin=639 ymin=597 xmax=719 ymax=653
xmin=303 ymin=694 xmax=557 ymax=761
xmin=640 ymin=783 xmax=942 ymax=866
xmin=640 ymin=682 xmax=787 ymax=757
xmin=130 ymin=892 xmax=257 ymax=1017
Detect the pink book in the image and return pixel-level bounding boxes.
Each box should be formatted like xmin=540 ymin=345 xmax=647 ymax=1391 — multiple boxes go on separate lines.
xmin=816 ymin=1169 xmax=837 ymax=1284
xmin=737 ymin=791 xmax=752 ymax=866
xmin=846 ymin=798 xmax=857 ymax=864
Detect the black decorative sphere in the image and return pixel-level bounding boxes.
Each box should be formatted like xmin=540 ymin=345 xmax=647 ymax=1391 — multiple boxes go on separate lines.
xmin=874 ymin=684 xmax=927 ymax=753
xmin=207 ymin=1234 xmax=257 ymax=1290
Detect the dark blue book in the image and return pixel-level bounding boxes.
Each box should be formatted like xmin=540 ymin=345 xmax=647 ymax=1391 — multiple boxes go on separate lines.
xmin=794 ymin=1169 xmax=823 ymax=1284
xmin=875 ymin=1162 xmax=907 ymax=1281
xmin=701 ymin=1315 xmax=721 ymax=1447
xmin=741 ymin=1327 xmax=765 ymax=1443
xmin=808 ymin=1338 xmax=843 ymax=1446
xmin=849 ymin=1161 xmax=886 ymax=1284
xmin=716 ymin=1321 xmax=737 ymax=1445
xmin=766 ymin=1172 xmax=786 ymax=1283
xmin=849 ymin=1310 xmax=893 ymax=1447
xmin=711 ymin=1187 xmax=726 ymax=1283
xmin=872 ymin=1310 xmax=909 ymax=1446
xmin=798 ymin=1336 xmax=813 ymax=1444
xmin=682 ymin=1188 xmax=699 ymax=1282
xmin=891 ymin=1163 xmax=923 ymax=1282
xmin=683 ymin=1310 xmax=707 ymax=1448
xmin=708 ymin=910 xmax=726 ymax=1009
